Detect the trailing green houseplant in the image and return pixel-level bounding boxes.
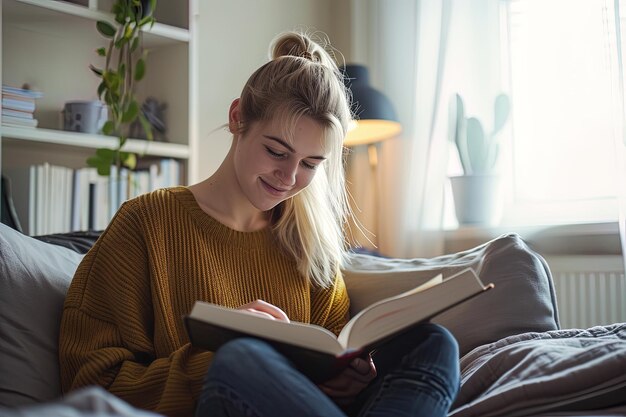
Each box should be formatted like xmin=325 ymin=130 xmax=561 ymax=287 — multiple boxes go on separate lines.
xmin=451 ymin=93 xmax=511 ymax=175
xmin=87 ymin=0 xmax=157 ymax=176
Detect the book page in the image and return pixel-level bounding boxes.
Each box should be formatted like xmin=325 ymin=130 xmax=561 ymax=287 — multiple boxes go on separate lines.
xmin=394 ymin=274 xmax=443 ymax=297
xmin=339 ymin=268 xmax=490 ymax=351
xmin=337 ymin=274 xmax=442 ymax=347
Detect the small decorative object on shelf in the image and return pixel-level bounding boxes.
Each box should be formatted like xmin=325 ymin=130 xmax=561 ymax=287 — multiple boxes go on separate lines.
xmin=62 ymin=100 xmax=108 ymax=134
xmin=86 ymin=0 xmax=158 ymax=177
xmin=449 ymin=93 xmax=511 ymax=226
xmin=129 ymin=97 xmax=168 ymax=142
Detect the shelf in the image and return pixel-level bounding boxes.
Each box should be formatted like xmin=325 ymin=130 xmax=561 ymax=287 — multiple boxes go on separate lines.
xmin=0 ymin=125 xmax=190 ymax=159
xmin=5 ymin=0 xmax=189 ymax=46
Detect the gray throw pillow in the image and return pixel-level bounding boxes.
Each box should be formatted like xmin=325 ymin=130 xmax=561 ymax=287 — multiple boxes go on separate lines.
xmin=342 ymin=233 xmax=559 ymax=357
xmin=0 ymin=223 xmax=83 ymax=407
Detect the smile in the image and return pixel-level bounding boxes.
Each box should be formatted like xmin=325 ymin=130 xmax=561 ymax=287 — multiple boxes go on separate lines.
xmin=259 ymin=178 xmax=290 ymax=196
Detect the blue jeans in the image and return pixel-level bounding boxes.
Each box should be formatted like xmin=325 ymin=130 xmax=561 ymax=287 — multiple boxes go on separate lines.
xmin=195 ymin=323 xmax=460 ymax=417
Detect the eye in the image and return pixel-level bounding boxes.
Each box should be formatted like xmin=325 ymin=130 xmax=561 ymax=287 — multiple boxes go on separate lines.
xmin=265 ymin=146 xmax=286 ymax=159
xmin=301 ymin=160 xmax=319 ymax=170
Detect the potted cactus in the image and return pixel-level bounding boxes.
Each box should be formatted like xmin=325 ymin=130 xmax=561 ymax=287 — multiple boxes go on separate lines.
xmin=449 ymin=93 xmax=510 ymax=225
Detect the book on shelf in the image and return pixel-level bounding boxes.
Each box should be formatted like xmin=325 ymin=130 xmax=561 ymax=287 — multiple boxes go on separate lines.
xmin=1 ymin=115 xmax=38 ymax=128
xmin=2 ymin=96 xmax=35 ymax=112
xmin=1 ymin=85 xmax=44 ymax=99
xmin=7 ymin=159 xmax=184 ymax=235
xmin=1 ymin=98 xmax=36 ymax=112
xmin=2 ymin=108 xmax=34 ymax=119
xmin=184 ymin=268 xmax=494 ymax=383
xmin=2 ymin=85 xmax=42 ymax=122
xmin=4 ymin=166 xmax=37 ymax=235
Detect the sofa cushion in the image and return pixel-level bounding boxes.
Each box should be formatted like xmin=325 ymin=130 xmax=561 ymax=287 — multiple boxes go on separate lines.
xmin=342 ymin=233 xmax=559 ymax=357
xmin=0 ymin=223 xmax=83 ymax=407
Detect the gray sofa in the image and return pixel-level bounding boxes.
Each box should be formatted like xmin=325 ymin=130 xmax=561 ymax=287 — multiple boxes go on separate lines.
xmin=0 ymin=222 xmax=624 ymax=416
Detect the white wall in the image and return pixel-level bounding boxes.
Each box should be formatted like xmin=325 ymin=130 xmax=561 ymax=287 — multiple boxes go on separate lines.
xmin=194 ymin=0 xmax=352 ymax=181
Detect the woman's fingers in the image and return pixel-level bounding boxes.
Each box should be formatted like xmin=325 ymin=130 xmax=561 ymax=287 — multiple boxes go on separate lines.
xmin=237 ymin=299 xmax=290 ymax=322
xmin=243 ymin=309 xmax=277 ymax=320
xmin=350 ymin=356 xmax=376 ymax=376
xmin=318 ymin=356 xmax=377 ymax=399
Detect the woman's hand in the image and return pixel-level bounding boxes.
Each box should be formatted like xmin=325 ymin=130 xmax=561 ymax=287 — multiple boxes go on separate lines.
xmin=237 ymin=299 xmax=290 ymax=322
xmin=318 ymin=354 xmax=377 ymax=408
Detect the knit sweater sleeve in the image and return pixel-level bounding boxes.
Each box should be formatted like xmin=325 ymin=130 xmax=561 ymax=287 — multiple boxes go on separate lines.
xmin=59 ymin=199 xmax=211 ymax=417
xmin=309 ymin=270 xmax=350 ymax=336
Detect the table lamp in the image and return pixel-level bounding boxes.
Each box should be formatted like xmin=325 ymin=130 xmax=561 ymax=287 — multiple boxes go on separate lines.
xmin=342 ymin=64 xmax=402 ymax=150
xmin=341 ymin=64 xmax=402 ymax=248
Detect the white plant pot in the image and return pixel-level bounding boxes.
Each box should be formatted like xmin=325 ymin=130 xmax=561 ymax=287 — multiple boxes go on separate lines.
xmin=450 ymin=174 xmax=502 ymax=226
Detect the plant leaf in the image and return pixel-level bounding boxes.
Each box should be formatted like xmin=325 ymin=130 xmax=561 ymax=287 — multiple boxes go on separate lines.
xmin=131 ymin=36 xmax=140 ymax=52
xmin=122 ymin=101 xmax=139 ymax=123
xmin=96 ymin=163 xmax=111 ymax=176
xmin=134 ymin=58 xmax=145 ymax=81
xmin=86 ymin=155 xmax=112 ymax=176
xmin=96 ymin=21 xmax=116 ymax=38
xmin=125 ymin=24 xmax=133 ymax=40
xmin=102 ymin=120 xmax=116 ymax=135
xmin=97 ymin=81 xmax=106 ymax=99
xmin=452 ymin=93 xmax=470 ymax=174
xmin=104 ymin=71 xmax=121 ymax=92
xmin=112 ymin=3 xmax=125 ymax=24
xmin=89 ymin=64 xmax=103 ymax=77
xmin=138 ymin=113 xmax=153 ymax=141
xmin=466 ymin=117 xmax=486 ymax=174
xmin=96 ymin=47 xmax=106 ymax=57
xmin=86 ymin=156 xmax=101 ymax=167
xmin=120 ymin=152 xmax=137 ymax=170
xmin=96 ymin=147 xmax=116 ymax=160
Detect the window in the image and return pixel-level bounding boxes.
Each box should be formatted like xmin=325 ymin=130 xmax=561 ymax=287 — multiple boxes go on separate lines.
xmin=500 ymin=0 xmax=620 ymax=226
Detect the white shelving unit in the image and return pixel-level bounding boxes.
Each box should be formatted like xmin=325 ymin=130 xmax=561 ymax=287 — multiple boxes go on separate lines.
xmin=0 ymin=0 xmax=198 ymax=233
xmin=2 ymin=125 xmax=190 ymax=159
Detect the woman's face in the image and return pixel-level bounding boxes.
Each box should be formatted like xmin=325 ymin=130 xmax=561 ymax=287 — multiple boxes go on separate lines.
xmin=233 ymin=114 xmax=328 ymax=212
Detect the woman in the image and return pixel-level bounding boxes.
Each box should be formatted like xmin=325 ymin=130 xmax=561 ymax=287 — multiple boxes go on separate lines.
xmin=59 ymin=30 xmax=460 ymax=417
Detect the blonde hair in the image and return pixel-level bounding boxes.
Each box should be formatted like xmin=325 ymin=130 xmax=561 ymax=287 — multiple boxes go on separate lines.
xmin=237 ymin=31 xmax=352 ymax=287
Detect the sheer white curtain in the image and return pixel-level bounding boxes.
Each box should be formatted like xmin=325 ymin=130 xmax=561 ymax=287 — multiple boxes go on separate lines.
xmin=348 ymin=0 xmax=452 ymax=258
xmin=607 ymin=0 xmax=626 ymax=272
xmin=349 ymin=0 xmax=504 ymax=257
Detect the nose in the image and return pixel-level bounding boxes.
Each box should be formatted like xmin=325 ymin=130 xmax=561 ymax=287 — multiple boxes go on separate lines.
xmin=276 ymin=160 xmax=298 ymax=187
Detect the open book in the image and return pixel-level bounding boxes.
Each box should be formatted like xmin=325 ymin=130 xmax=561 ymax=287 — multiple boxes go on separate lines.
xmin=184 ymin=267 xmax=493 ymax=382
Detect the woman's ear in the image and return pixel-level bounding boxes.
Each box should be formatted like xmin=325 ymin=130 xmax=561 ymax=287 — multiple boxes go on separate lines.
xmin=228 ymin=98 xmax=241 ymax=133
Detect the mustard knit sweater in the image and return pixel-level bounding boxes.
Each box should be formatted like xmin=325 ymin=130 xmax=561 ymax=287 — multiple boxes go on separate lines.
xmin=59 ymin=187 xmax=350 ymax=417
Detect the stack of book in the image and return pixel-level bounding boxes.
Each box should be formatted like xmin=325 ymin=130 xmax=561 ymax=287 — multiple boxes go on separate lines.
xmin=4 ymin=158 xmax=183 ymax=235
xmin=1 ymin=85 xmax=44 ymax=128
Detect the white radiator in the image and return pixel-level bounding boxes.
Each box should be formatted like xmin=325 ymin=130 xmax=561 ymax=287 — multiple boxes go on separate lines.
xmin=546 ymin=255 xmax=626 ymax=329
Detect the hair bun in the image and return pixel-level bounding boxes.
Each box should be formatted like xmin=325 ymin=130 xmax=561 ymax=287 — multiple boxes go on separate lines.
xmin=269 ymin=31 xmax=329 ymax=65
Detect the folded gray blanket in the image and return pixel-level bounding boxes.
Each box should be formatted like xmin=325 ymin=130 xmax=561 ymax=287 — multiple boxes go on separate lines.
xmin=450 ymin=323 xmax=626 ymax=417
